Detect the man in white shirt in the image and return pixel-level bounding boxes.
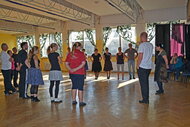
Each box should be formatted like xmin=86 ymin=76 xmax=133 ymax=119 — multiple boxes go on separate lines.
xmin=0 ymin=43 xmax=16 ymax=95
xmin=137 ymin=32 xmax=153 ymax=104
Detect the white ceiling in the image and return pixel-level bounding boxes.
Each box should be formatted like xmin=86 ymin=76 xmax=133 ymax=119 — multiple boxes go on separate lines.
xmin=67 ymin=0 xmax=186 ymax=15
xmin=65 ymin=0 xmax=121 ymax=16
xmin=136 ymin=0 xmax=186 ymax=10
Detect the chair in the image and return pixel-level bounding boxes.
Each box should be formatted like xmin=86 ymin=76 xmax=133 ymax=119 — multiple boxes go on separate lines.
xmin=182 ymin=72 xmax=190 ymax=87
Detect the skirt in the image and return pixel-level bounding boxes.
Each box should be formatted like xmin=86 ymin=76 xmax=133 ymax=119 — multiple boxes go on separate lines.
xmin=49 ymin=70 xmax=63 ymax=81
xmin=104 ymin=60 xmax=113 ymax=71
xmin=27 ymin=68 xmax=44 ymax=85
xmin=92 ymin=62 xmax=102 ymax=72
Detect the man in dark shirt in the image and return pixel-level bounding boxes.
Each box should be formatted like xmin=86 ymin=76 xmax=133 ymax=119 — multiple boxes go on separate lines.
xmin=12 ymin=47 xmax=19 ymax=88
xmin=125 ymin=43 xmax=138 ymax=79
xmin=17 ymin=42 xmax=29 ymax=98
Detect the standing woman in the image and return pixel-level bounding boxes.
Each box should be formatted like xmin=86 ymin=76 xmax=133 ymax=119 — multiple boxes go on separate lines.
xmin=27 ymin=46 xmax=44 ymax=102
xmin=116 ymin=47 xmax=125 ymax=80
xmin=154 ymin=44 xmax=169 ymax=95
xmin=103 ymin=47 xmax=113 ymax=79
xmin=47 ymin=43 xmax=63 ymax=103
xmin=65 ymin=42 xmax=86 ymax=106
xmin=91 ymin=48 xmax=102 ymax=79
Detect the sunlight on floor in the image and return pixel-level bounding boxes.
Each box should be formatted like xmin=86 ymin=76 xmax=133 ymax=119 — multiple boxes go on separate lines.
xmin=117 ymin=78 xmax=139 ymax=89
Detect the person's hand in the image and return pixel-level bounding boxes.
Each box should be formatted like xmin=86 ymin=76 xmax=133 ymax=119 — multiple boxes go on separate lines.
xmin=70 ymin=68 xmax=77 ymax=73
xmin=136 ymin=65 xmax=139 ymax=70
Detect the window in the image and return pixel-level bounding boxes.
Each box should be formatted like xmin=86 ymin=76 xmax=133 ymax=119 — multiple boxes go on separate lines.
xmin=17 ymin=35 xmax=35 ymax=50
xmin=146 ymin=23 xmax=156 ymax=54
xmin=69 ymin=30 xmax=96 ymax=55
xmin=40 ymin=32 xmax=62 ymax=57
xmin=104 ymin=26 xmax=136 ymax=55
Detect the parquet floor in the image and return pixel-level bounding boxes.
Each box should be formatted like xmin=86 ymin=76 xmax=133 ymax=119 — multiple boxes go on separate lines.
xmin=0 ymin=72 xmax=190 ymax=127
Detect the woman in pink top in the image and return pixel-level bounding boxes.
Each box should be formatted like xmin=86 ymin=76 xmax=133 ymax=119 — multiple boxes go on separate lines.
xmin=65 ymin=42 xmax=86 ymax=106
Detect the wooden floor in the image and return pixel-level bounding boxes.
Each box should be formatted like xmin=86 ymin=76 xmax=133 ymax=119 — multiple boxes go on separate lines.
xmin=0 ymin=72 xmax=190 ymax=127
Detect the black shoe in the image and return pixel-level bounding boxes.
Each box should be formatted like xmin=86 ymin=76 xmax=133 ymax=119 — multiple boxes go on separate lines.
xmin=133 ymin=77 xmax=136 ymax=79
xmin=33 ymin=97 xmax=40 ymax=102
xmin=155 ymin=91 xmax=164 ymax=95
xmin=54 ymin=99 xmax=62 ymax=103
xmin=139 ymin=100 xmax=149 ymax=104
xmin=51 ymin=100 xmax=55 ymax=103
xmin=23 ymin=95 xmax=31 ymax=99
xmin=31 ymin=96 xmax=34 ymax=101
xmin=4 ymin=91 xmax=11 ymax=96
xmin=79 ymin=102 xmax=86 ymax=106
xmin=72 ymin=101 xmax=77 ymax=105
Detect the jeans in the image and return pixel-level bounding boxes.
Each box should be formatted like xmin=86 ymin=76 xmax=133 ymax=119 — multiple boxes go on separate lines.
xmin=137 ymin=67 xmax=151 ymax=102
xmin=128 ymin=60 xmax=135 ymax=78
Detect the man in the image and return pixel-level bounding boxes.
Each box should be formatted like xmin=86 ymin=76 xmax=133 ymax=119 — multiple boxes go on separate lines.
xmin=12 ymin=47 xmax=19 ymax=88
xmin=137 ymin=32 xmax=153 ymax=104
xmin=0 ymin=43 xmax=16 ymax=95
xmin=125 ymin=43 xmax=138 ymax=79
xmin=17 ymin=42 xmax=29 ymax=99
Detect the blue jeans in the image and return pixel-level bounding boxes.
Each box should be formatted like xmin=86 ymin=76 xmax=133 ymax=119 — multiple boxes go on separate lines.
xmin=128 ymin=60 xmax=135 ymax=77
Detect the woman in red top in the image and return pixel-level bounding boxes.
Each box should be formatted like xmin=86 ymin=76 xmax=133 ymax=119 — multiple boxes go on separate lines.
xmin=65 ymin=42 xmax=86 ymax=106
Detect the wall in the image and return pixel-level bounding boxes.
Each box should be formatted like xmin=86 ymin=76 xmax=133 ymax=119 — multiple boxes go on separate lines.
xmin=0 ymin=33 xmax=17 ymax=51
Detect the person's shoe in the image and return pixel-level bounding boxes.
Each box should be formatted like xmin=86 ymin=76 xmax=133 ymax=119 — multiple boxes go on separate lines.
xmin=72 ymin=101 xmax=77 ymax=105
xmin=155 ymin=91 xmax=164 ymax=95
xmin=54 ymin=99 xmax=62 ymax=103
xmin=129 ymin=76 xmax=132 ymax=80
xmin=33 ymin=97 xmax=40 ymax=102
xmin=133 ymin=77 xmax=136 ymax=79
xmin=4 ymin=91 xmax=11 ymax=96
xmin=79 ymin=102 xmax=86 ymax=107
xmin=31 ymin=96 xmax=34 ymax=101
xmin=23 ymin=95 xmax=31 ymax=99
xmin=139 ymin=100 xmax=149 ymax=104
xmin=14 ymin=84 xmax=19 ymax=88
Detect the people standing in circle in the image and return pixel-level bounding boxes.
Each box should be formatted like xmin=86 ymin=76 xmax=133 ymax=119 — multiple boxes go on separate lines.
xmin=17 ymin=42 xmax=30 ymax=99
xmin=91 ymin=48 xmax=102 ymax=80
xmin=47 ymin=43 xmax=63 ymax=103
xmin=0 ymin=43 xmax=17 ymax=95
xmin=154 ymin=44 xmax=169 ymax=95
xmin=65 ymin=42 xmax=87 ymax=106
xmin=82 ymin=49 xmax=88 ymax=79
xmin=125 ymin=43 xmax=138 ymax=80
xmin=116 ymin=47 xmax=125 ymax=80
xmin=27 ymin=46 xmax=44 ymax=102
xmin=12 ymin=47 xmax=19 ymax=88
xmin=137 ymin=32 xmax=153 ymax=104
xmin=103 ymin=47 xmax=113 ymax=79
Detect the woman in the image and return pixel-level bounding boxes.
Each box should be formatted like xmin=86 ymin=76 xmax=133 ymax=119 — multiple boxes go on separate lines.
xmin=116 ymin=47 xmax=125 ymax=80
xmin=27 ymin=46 xmax=44 ymax=102
xmin=103 ymin=47 xmax=113 ymax=79
xmin=47 ymin=43 xmax=63 ymax=103
xmin=91 ymin=48 xmax=102 ymax=79
xmin=65 ymin=42 xmax=86 ymax=106
xmin=154 ymin=44 xmax=169 ymax=95
xmin=7 ymin=50 xmax=16 ymax=88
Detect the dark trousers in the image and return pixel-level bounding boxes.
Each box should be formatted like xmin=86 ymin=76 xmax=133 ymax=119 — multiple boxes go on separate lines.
xmin=19 ymin=68 xmax=27 ymax=98
xmin=2 ymin=70 xmax=15 ymax=93
xmin=137 ymin=67 xmax=151 ymax=102
xmin=11 ymin=70 xmax=19 ymax=87
xmin=157 ymin=81 xmax=164 ymax=92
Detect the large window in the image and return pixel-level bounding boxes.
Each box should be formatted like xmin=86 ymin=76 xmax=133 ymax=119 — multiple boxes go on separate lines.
xmin=104 ymin=26 xmax=136 ymax=55
xmin=69 ymin=30 xmax=96 ymax=55
xmin=40 ymin=32 xmax=62 ymax=57
xmin=146 ymin=23 xmax=156 ymax=54
xmin=17 ymin=35 xmax=35 ymax=50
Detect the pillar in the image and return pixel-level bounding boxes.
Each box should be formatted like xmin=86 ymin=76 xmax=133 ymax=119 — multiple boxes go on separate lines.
xmin=61 ymin=21 xmax=69 ymax=71
xmin=135 ymin=23 xmax=146 ymax=45
xmin=34 ymin=27 xmax=41 ymax=59
xmin=95 ymin=16 xmax=103 ymax=53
